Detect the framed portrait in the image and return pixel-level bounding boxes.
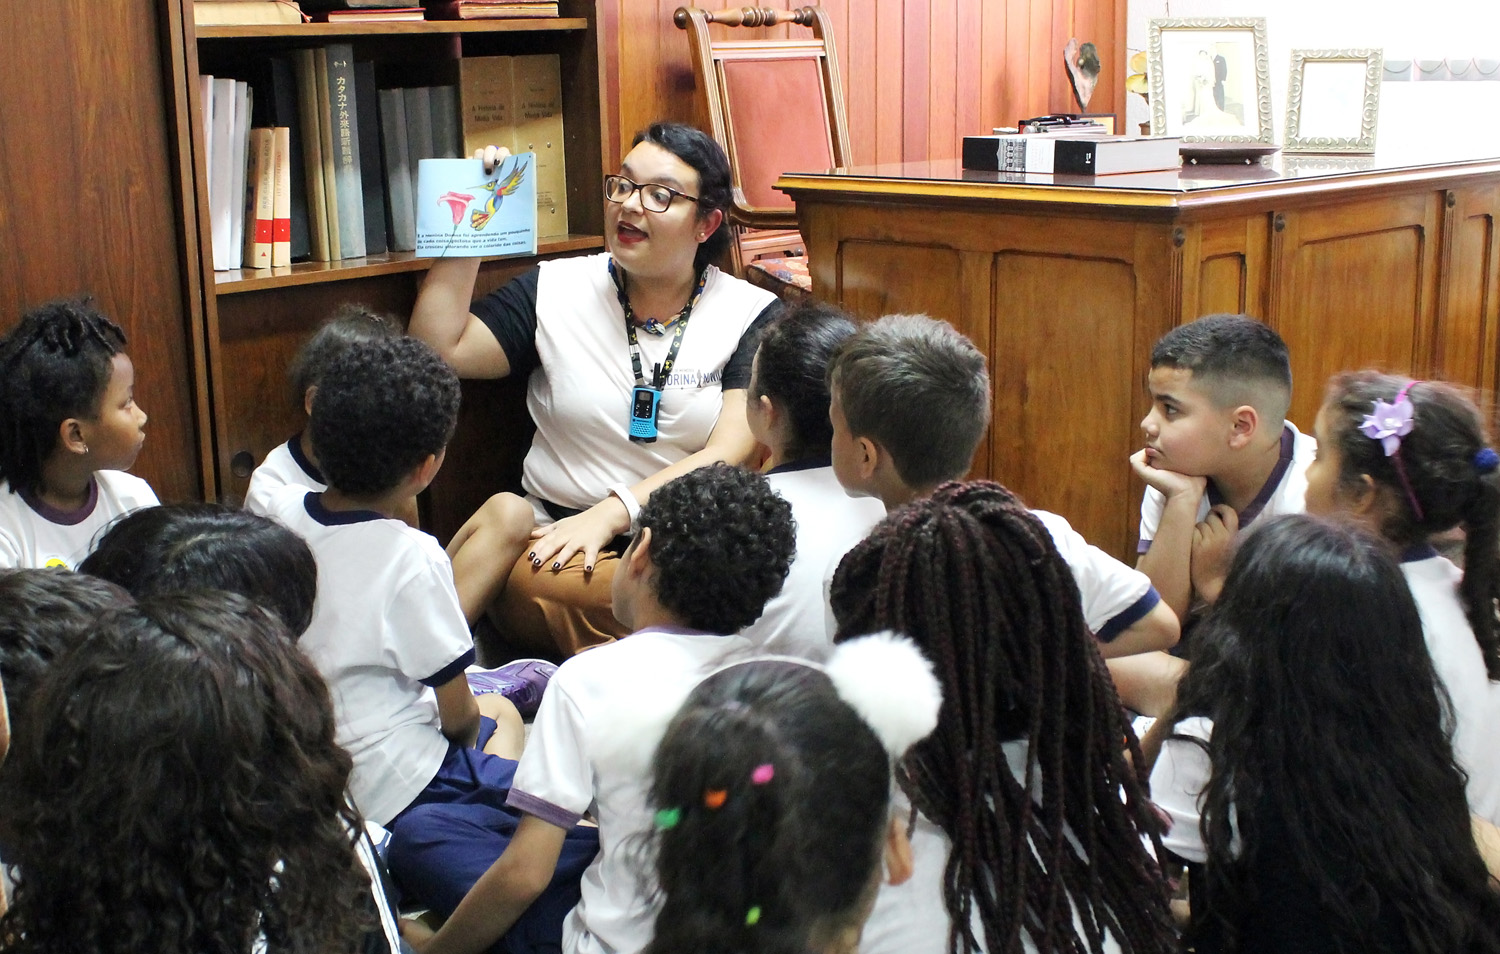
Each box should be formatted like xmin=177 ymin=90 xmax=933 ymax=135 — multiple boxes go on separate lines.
xmin=1148 ymin=18 xmax=1273 ymax=143
xmin=1284 ymin=49 xmax=1383 ymax=154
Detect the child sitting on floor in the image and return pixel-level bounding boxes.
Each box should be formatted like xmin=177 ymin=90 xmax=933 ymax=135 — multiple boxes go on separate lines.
xmin=1299 ymin=371 xmax=1500 ymax=824
xmin=1150 ymin=515 xmax=1500 ymax=953
xmin=0 ymin=591 xmax=375 ymax=954
xmin=397 ymin=463 xmax=796 ymax=954
xmin=740 ymin=300 xmax=884 ymax=658
xmin=243 ymin=303 xmax=404 ymax=519
xmin=828 ymin=312 xmax=1177 ymax=658
xmin=832 ymin=482 xmax=1178 ymax=954
xmin=0 ymin=300 xmax=155 ymax=569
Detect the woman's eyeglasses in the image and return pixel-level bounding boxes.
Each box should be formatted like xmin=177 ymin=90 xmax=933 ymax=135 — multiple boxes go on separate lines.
xmin=604 ymin=174 xmax=700 ymax=213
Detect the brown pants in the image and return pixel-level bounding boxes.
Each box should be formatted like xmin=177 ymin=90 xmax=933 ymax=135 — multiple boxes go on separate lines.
xmin=493 ymin=548 xmax=630 ymax=657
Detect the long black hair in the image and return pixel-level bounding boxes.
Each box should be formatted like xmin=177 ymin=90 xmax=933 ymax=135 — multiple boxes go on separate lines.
xmin=1168 ymin=514 xmax=1500 ymax=953
xmin=750 ymin=300 xmax=857 ymax=462
xmin=831 ymin=480 xmax=1175 ymax=954
xmin=0 ymin=591 xmax=371 ymax=954
xmin=644 ymin=660 xmax=892 ymax=954
xmin=632 ymin=122 xmax=733 ymax=272
xmin=1323 ymin=371 xmax=1500 ymax=679
xmin=0 ymin=299 xmax=127 ymax=495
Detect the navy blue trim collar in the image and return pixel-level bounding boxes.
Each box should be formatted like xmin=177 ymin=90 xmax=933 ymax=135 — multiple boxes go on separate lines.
xmin=1206 ymin=424 xmax=1295 ymax=527
xmin=287 ymin=433 xmax=326 ymax=485
xmin=303 ymin=492 xmax=388 ymax=526
xmin=767 ymin=455 xmax=833 ymax=476
xmin=1400 ymin=543 xmax=1439 ymax=563
xmin=21 ymin=478 xmax=99 ymax=526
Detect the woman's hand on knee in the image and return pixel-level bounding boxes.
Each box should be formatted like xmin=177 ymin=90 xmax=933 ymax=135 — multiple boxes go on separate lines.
xmin=527 ymin=497 xmax=630 ymax=573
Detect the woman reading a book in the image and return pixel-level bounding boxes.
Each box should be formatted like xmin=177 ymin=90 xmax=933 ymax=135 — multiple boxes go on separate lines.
xmin=409 ymin=121 xmax=780 ymax=658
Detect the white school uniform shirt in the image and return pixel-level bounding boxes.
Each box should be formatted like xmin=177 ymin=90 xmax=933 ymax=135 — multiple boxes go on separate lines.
xmin=1137 ymin=422 xmax=1316 ymax=553
xmin=472 ymin=253 xmax=777 ymax=513
xmin=263 ymin=486 xmax=476 ymax=826
xmin=507 ymin=627 xmax=751 ymax=954
xmin=740 ymin=461 xmax=886 ymax=659
xmin=1148 ymin=715 xmax=1220 ymax=864
xmin=0 ymin=471 xmax=158 ymax=570
xmin=244 ymin=434 xmax=325 ymax=515
xmin=1402 ymin=549 xmax=1500 ymax=824
xmin=1032 ymin=509 xmax=1161 ymax=643
xmin=859 ymin=741 xmax=1125 ymax=954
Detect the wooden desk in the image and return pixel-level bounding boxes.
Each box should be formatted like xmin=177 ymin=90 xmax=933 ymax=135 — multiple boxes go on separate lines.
xmin=779 ymin=150 xmax=1500 ymax=560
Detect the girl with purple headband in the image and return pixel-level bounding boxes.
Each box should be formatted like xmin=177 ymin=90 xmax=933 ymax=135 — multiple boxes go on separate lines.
xmin=1301 ymin=371 xmax=1500 ymax=825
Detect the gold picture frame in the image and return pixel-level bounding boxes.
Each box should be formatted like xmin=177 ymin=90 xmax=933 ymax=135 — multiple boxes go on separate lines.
xmin=1148 ymin=17 xmax=1273 ymax=143
xmin=1284 ymin=49 xmax=1383 ymax=154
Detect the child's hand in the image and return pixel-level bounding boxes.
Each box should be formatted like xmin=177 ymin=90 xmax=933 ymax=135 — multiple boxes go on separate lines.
xmin=1129 ymin=448 xmax=1208 ymax=502
xmin=473 ymin=145 xmax=513 ymax=174
xmin=1190 ymin=504 xmax=1238 ymax=604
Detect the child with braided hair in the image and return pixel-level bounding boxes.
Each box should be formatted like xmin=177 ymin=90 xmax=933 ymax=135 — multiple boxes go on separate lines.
xmin=0 ymin=299 xmax=155 ymax=569
xmin=830 ymin=481 xmax=1177 ymax=954
xmin=1298 ymin=371 xmax=1500 ymax=823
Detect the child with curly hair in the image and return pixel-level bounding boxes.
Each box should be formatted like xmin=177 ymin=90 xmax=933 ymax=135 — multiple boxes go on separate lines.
xmin=0 ymin=591 xmax=374 ymax=954
xmin=399 ymin=462 xmax=797 ymax=954
xmin=0 ymin=300 xmax=155 ymax=569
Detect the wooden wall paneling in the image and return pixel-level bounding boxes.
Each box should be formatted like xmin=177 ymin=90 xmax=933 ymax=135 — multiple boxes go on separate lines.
xmin=1269 ymin=191 xmax=1444 ymax=430
xmin=1437 ymin=183 xmax=1500 ymax=390
xmin=0 ymin=0 xmax=204 ymax=502
xmin=901 ymin=1 xmax=929 ymax=159
xmin=954 ymin=2 xmax=983 ymax=149
xmin=926 ymin=0 xmax=958 ymax=161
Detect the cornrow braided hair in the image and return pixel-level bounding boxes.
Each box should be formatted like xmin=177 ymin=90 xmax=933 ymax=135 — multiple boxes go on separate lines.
xmin=0 ymin=299 xmax=126 ymax=496
xmin=831 ymin=481 xmax=1176 ymax=954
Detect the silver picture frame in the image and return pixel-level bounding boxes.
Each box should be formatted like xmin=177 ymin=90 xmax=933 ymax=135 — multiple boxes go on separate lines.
xmin=1148 ymin=17 xmax=1273 ymax=143
xmin=1284 ymin=49 xmax=1383 ymax=154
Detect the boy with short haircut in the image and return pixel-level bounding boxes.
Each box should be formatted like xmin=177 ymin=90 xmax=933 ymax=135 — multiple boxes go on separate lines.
xmin=396 ymin=463 xmax=796 ymax=954
xmin=1132 ymin=313 xmax=1315 ymax=619
xmin=829 ymin=313 xmax=1177 ymax=658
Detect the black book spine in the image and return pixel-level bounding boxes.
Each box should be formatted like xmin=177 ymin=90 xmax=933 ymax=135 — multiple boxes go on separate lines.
xmin=1052 ymin=139 xmax=1097 ymax=175
xmin=354 ymin=61 xmax=388 ymax=256
xmin=961 ymin=136 xmax=1000 ymax=171
xmin=268 ymin=55 xmax=312 ymax=261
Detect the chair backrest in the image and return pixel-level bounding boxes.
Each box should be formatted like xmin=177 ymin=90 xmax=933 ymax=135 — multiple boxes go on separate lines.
xmin=674 ymin=6 xmax=852 ymax=232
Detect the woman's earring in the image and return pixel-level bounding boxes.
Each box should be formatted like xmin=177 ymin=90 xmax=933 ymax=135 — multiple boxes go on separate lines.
xmin=80 ymin=443 xmax=89 ymax=454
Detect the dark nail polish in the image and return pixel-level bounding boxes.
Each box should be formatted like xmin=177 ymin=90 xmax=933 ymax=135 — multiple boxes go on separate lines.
xmin=553 ymin=562 xmax=561 ymax=570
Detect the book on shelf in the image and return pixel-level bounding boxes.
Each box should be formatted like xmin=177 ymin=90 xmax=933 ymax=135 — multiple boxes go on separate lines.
xmin=426 ymin=0 xmax=560 ymax=19
xmin=271 ymin=126 xmax=293 ymax=266
xmin=403 ymin=87 xmax=436 ymax=220
xmin=253 ymin=56 xmax=311 ymax=261
xmin=228 ymin=82 xmax=253 ymax=267
xmin=353 ymin=61 xmax=388 ymax=256
xmin=429 ymin=86 xmax=463 ymax=159
xmin=459 ymin=55 xmax=568 ymax=237
xmin=193 ymin=0 xmax=304 ymax=26
xmin=310 ymin=7 xmax=424 ymax=20
xmin=415 ymin=155 xmax=537 ymax=258
xmin=207 ymin=77 xmax=239 ymax=270
xmin=298 ymin=0 xmax=415 ymax=8
xmin=962 ymin=134 xmax=1182 ymax=175
xmin=242 ymin=127 xmax=276 ymax=269
xmin=377 ymin=88 xmax=417 ymax=251
xmin=292 ymin=49 xmax=333 ymax=261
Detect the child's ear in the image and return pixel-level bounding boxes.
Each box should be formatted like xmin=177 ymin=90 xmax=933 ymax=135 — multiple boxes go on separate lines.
xmin=883 ymin=813 xmax=914 ymax=886
xmin=58 ymin=418 xmax=89 ymax=456
xmin=412 ymin=449 xmax=446 ymax=490
xmin=856 ymin=436 xmax=883 ymax=483
xmin=1347 ymin=473 xmax=1384 ymax=517
xmin=624 ymin=527 xmax=653 ymax=578
xmin=303 ymin=385 xmax=318 ymax=417
xmin=1227 ymin=404 xmax=1261 ymax=449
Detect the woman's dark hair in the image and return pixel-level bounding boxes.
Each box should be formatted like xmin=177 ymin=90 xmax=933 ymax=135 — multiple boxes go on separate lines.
xmin=644 ymin=660 xmax=891 ymax=954
xmin=80 ymin=503 xmax=318 ymax=637
xmin=287 ymin=304 xmax=399 ymax=406
xmin=830 ymin=480 xmax=1175 ymax=954
xmin=635 ymin=463 xmax=795 ymax=634
xmin=750 ymin=301 xmax=858 ymax=462
xmin=0 ymin=299 xmax=127 ymax=496
xmin=0 ymin=569 xmax=129 ymax=729
xmin=632 ymin=122 xmax=733 ymax=272
xmin=1168 ymin=514 xmax=1500 ymax=953
xmin=0 ymin=591 xmax=370 ymax=954
xmin=1323 ymin=371 xmax=1500 ymax=679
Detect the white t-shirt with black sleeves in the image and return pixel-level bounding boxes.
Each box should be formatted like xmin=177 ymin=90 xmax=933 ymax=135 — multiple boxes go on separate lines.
xmin=507 ymin=626 xmax=750 ymax=954
xmin=741 ymin=461 xmax=886 ymax=659
xmin=244 ymin=434 xmax=326 ymax=515
xmin=0 ymin=471 xmax=158 ymax=570
xmin=1137 ymin=422 xmax=1315 ymax=553
xmin=263 ymin=486 xmax=476 ymax=826
xmin=472 ymin=254 xmax=779 ymax=513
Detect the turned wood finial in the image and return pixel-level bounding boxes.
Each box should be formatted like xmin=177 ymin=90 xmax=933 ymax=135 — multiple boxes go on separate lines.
xmin=674 ymin=6 xmax=817 ymax=29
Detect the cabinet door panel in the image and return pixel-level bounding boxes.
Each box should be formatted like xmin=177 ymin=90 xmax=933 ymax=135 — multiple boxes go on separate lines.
xmin=1442 ymin=184 xmax=1500 ymax=391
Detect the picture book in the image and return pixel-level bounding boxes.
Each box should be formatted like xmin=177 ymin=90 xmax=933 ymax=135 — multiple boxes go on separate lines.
xmin=415 ymin=154 xmax=537 ymax=258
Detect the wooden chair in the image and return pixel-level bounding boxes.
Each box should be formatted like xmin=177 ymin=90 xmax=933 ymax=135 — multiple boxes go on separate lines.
xmin=674 ymin=5 xmax=852 ymax=299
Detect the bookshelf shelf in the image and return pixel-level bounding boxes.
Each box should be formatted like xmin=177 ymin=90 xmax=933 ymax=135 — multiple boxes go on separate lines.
xmin=196 ymin=18 xmax=588 ymax=39
xmin=213 ymin=233 xmax=604 ymax=293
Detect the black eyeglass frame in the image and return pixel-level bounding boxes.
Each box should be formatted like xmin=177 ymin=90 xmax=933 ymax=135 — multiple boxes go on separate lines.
xmin=603 ymin=174 xmax=701 ymax=213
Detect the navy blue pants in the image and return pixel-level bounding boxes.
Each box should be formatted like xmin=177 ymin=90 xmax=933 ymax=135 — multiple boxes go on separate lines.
xmin=387 ymin=718 xmax=601 ymax=954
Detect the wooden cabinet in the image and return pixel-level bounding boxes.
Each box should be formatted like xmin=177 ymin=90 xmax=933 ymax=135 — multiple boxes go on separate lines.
xmin=780 ymin=155 xmax=1500 ymax=560
xmin=162 ymin=5 xmax=609 ymax=538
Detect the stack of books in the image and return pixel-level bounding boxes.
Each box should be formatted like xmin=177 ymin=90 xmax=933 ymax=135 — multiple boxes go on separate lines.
xmin=194 ymin=0 xmax=304 ymax=26
xmin=962 ymin=135 xmax=1182 ymax=176
xmin=426 ymin=0 xmax=560 ymax=19
xmin=310 ymin=7 xmax=425 ymax=21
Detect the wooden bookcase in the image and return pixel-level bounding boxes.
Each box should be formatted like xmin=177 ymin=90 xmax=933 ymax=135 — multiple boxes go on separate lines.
xmin=165 ymin=1 xmax=608 ymax=539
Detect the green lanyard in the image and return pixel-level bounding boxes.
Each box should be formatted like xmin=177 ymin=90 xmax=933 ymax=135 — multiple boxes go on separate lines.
xmin=610 ymin=259 xmax=707 ymax=389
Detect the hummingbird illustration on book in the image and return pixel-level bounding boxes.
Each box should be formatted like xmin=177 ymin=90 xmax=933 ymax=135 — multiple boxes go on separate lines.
xmin=470 ymin=157 xmax=529 ymax=231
